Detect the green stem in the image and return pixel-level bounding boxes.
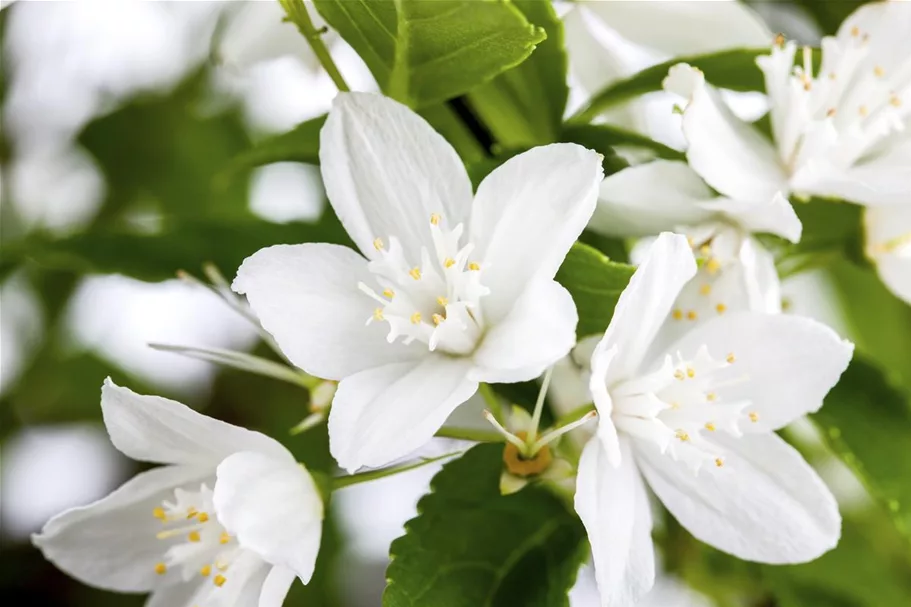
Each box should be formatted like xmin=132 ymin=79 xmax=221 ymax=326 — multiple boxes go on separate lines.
xmin=434 ymin=426 xmax=504 ymax=443
xmin=279 ymin=0 xmax=350 ymax=92
xmin=332 ymin=451 xmax=461 ymax=489
xmin=528 ymin=366 xmax=553 ymax=444
xmin=478 ymin=383 xmax=503 ymax=422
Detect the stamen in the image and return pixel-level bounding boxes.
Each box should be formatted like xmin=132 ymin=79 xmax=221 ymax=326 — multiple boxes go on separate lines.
xmin=699 ymin=284 xmax=711 ymax=296
xmin=748 ymin=411 xmax=759 ymax=423
xmin=874 ymin=65 xmax=885 ymax=77
xmin=715 ymin=303 xmax=727 ymax=314
xmin=672 ymin=309 xmax=683 ymax=321
xmin=532 ymin=410 xmax=598 ymax=452
xmin=774 ymin=33 xmax=785 ymax=46
xmin=430 ymin=213 xmax=441 ymax=226
xmin=200 ymin=565 xmax=211 ymax=577
xmin=706 ymin=392 xmax=717 ymax=402
xmin=186 ymin=507 xmax=198 ymax=519
xmin=214 ymin=574 xmax=227 ymax=588
xmin=153 ymin=507 xmax=166 ymax=521
xmin=197 ymin=512 xmax=209 ymax=523
xmin=828 ymin=72 xmax=837 ymax=81
xmin=675 ymin=429 xmax=690 ymax=442
xmin=705 ymin=422 xmax=716 ymax=432
xmin=482 ymin=410 xmax=529 ymax=452
xmin=373 ymin=238 xmax=384 ymax=251
xmin=726 ymin=352 xmax=736 ymax=364
xmin=155 ymin=562 xmax=167 ymax=575
xmin=373 ymin=308 xmax=384 ymax=321
xmin=410 ymin=312 xmax=422 ymax=325
xmin=409 ymin=267 xmax=422 ymax=280
xmin=432 ymin=313 xmax=444 ymax=326
xmin=382 ymin=288 xmax=394 ymax=299
xmin=859 ymin=105 xmax=869 ymax=117
xmin=826 ymin=108 xmax=837 ymax=117
xmin=891 ymin=94 xmax=902 ymax=107
xmin=188 ymin=531 xmax=201 ymax=543
xmin=220 ymin=532 xmax=231 ymax=545
xmin=851 ymin=26 xmax=860 ymax=37
xmin=706 ymin=258 xmax=721 ymax=274
xmin=436 ymin=296 xmax=448 ymax=306
xmin=699 ymin=244 xmax=711 ymax=257
xmin=715 ymin=457 xmax=724 ymax=468
xmin=686 ymin=367 xmax=695 ymax=378
xmin=686 ymin=310 xmax=698 ymax=321
xmin=674 ymin=370 xmax=685 ymax=381
xmin=468 ymin=262 xmax=480 ymax=271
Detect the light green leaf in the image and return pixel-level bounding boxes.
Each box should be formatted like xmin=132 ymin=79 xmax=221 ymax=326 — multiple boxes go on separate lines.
xmin=466 ymin=0 xmax=567 ymax=147
xmin=556 ymin=242 xmax=635 ymax=338
xmin=221 ymin=114 xmax=326 ymax=177
xmin=313 ymin=0 xmax=546 ymax=108
xmin=811 ymin=357 xmax=911 ymax=545
xmin=384 ymin=443 xmax=587 ymax=607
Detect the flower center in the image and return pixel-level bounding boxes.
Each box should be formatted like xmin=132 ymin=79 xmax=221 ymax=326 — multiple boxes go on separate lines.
xmin=359 ymin=214 xmax=489 ymax=355
xmin=502 ymin=431 xmax=553 ymax=477
xmin=610 ymin=345 xmax=758 ymax=472
xmin=151 ymin=484 xmax=239 ymax=589
xmin=669 ymin=232 xmax=738 ymax=325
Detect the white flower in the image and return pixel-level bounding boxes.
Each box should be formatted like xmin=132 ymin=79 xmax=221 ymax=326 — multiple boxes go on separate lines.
xmin=573 ymin=233 xmax=853 ymax=606
xmin=233 ymin=92 xmax=603 ymax=473
xmin=865 ymin=204 xmax=911 ymax=303
xmin=33 ymin=379 xmax=324 ymax=607
xmin=657 ymin=1 xmax=911 ymax=302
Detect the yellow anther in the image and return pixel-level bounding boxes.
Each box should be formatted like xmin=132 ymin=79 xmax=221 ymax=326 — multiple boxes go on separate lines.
xmin=468 ymin=262 xmax=481 ymax=271
xmin=715 ymin=303 xmax=727 ymax=315
xmin=214 ymin=574 xmax=227 ymax=588
xmin=673 ymin=370 xmax=685 ymax=381
xmin=220 ymin=532 xmax=231 ymax=545
xmin=216 ymin=560 xmax=229 ymax=571
xmin=874 ymin=65 xmax=885 ymax=77
xmin=706 ymin=258 xmax=721 ymax=274
xmin=686 ymin=367 xmax=695 ymax=378
xmin=188 ymin=531 xmax=201 ymax=543
xmin=726 ymin=352 xmax=736 ymax=364
xmin=432 ymin=313 xmax=444 ymax=326
xmin=373 ymin=237 xmax=384 ymax=251
xmin=373 ymin=308 xmax=384 ymax=321
xmin=430 ymin=213 xmax=441 ymax=225
xmin=826 ymin=108 xmax=836 ymax=117
xmin=410 ymin=312 xmax=422 ymax=324
xmin=382 ymin=288 xmax=394 ymax=299
xmin=672 ymin=309 xmax=683 ymax=321
xmin=851 ymin=26 xmax=860 ymax=37
xmin=155 ymin=562 xmax=167 ymax=575
xmin=748 ymin=411 xmax=759 ymax=423
xmin=686 ymin=310 xmax=698 ymax=321
xmin=197 ymin=512 xmax=209 ymax=523
xmin=699 ymin=244 xmax=711 ymax=257
xmin=859 ymin=105 xmax=869 ymax=116
xmin=186 ymin=507 xmax=198 ymax=519
xmin=153 ymin=507 xmax=166 ymax=520
xmin=675 ymin=430 xmax=690 ymax=442
xmin=803 ymin=80 xmax=812 ymax=92
xmin=705 ymin=422 xmax=716 ymax=432
xmin=774 ymin=33 xmax=785 ymax=46
xmin=443 ymin=257 xmax=456 ymax=268
xmin=200 ymin=565 xmax=212 ymax=577
xmin=436 ymin=296 xmax=449 ymax=306
xmin=707 ymin=392 xmax=717 ymax=402
xmin=891 ymin=95 xmax=902 ymax=107
xmin=828 ymin=72 xmax=837 ymax=80
xmin=699 ymin=284 xmax=711 ymax=296
xmin=409 ymin=267 xmax=422 ymax=280
xmin=715 ymin=457 xmax=724 ymax=468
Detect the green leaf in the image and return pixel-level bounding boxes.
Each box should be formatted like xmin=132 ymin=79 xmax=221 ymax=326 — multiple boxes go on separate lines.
xmin=571 ymin=48 xmax=768 ymax=124
xmin=556 ymin=242 xmax=635 ymax=338
xmin=1 ymin=213 xmax=353 ymax=283
xmin=811 ymin=357 xmax=911 ymax=545
xmin=384 ymin=443 xmax=587 ymax=607
xmin=560 ymin=123 xmax=684 ymax=162
xmin=466 ymin=0 xmax=567 ymax=147
xmin=221 ymin=114 xmax=326 ymax=177
xmin=313 ymin=0 xmax=545 ymax=108
xmin=793 ymin=0 xmax=864 ymax=35
xmin=775 ymin=198 xmax=865 ymax=277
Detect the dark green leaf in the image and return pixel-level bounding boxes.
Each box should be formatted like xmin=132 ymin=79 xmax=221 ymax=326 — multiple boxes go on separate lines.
xmin=560 ymin=123 xmax=684 ymax=161
xmin=313 ymin=0 xmax=545 ymax=108
xmin=384 ymin=443 xmax=587 ymax=607
xmin=466 ymin=0 xmax=567 ymax=147
xmin=221 ymin=114 xmax=326 ymax=176
xmin=556 ymin=242 xmax=635 ymax=338
xmin=792 ymin=0 xmax=864 ymax=35
xmin=812 ymin=357 xmax=911 ymax=545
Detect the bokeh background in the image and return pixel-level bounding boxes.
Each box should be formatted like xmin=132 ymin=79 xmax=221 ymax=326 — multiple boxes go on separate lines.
xmin=1 ymin=1 xmax=909 ymax=606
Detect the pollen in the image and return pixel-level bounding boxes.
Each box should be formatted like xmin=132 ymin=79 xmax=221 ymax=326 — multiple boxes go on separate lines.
xmin=409 ymin=267 xmax=422 ymax=280
xmin=672 ymin=308 xmax=683 ymax=321
xmin=373 ymin=237 xmax=384 ymax=251
xmin=859 ymin=105 xmax=869 ymax=117
xmin=430 ymin=213 xmax=441 ymax=225
xmin=748 ymin=411 xmax=759 ymax=423
xmin=686 ymin=310 xmax=698 ymax=321
xmin=726 ymin=352 xmax=736 ymax=364
xmin=155 ymin=563 xmax=167 ymax=575
xmin=200 ymin=565 xmax=212 ymax=577
xmin=436 ymin=296 xmax=448 ymax=306
xmin=443 ymin=257 xmax=456 ymax=268
xmin=851 ymin=26 xmax=860 ymax=37
xmin=715 ymin=457 xmax=724 ymax=468
xmin=432 ymin=313 xmax=444 ymax=326
xmin=706 ymin=258 xmax=721 ymax=274
xmin=220 ymin=532 xmax=231 ymax=545
xmin=675 ymin=429 xmax=690 ymax=442
xmin=197 ymin=512 xmax=209 ymax=523
xmin=891 ymin=95 xmax=902 ymax=107
xmin=705 ymin=422 xmax=716 ymax=432
xmin=699 ymin=284 xmax=711 ymax=296
xmin=774 ymin=33 xmax=785 ymax=46
xmin=874 ymin=65 xmax=885 ymax=77
xmin=373 ymin=308 xmax=384 ymax=321
xmin=410 ymin=312 xmax=422 ymax=324
xmin=188 ymin=531 xmax=201 ymax=543
xmin=186 ymin=507 xmax=198 ymax=519
xmin=468 ymin=262 xmax=481 ymax=271
xmin=153 ymin=507 xmax=166 ymax=520
xmin=826 ymin=108 xmax=837 ymax=117
xmin=707 ymin=392 xmax=717 ymax=402
xmin=686 ymin=367 xmax=695 ymax=378
xmin=214 ymin=574 xmax=227 ymax=588
xmin=674 ymin=370 xmax=685 ymax=381
xmin=715 ymin=303 xmax=727 ymax=314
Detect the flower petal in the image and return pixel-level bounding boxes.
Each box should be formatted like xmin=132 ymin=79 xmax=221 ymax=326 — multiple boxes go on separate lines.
xmin=585 ymin=0 xmax=769 ymax=56
xmin=636 ymin=432 xmax=841 ymax=563
xmin=470 ymin=279 xmax=577 ymax=383
xmin=214 ymin=451 xmax=323 ymax=583
xmin=145 ymin=579 xmax=204 ymax=607
xmin=319 ymin=92 xmax=473 ymax=260
xmin=697 ymin=192 xmax=802 ymax=243
xmin=469 ymin=143 xmax=603 ymax=322
xmin=260 ymin=566 xmax=298 ymax=607
xmin=796 ymin=140 xmax=911 ymax=206
xmin=234 ymin=243 xmax=423 ymax=380
xmin=598 ymin=232 xmax=696 ymax=382
xmin=32 ymin=465 xmax=210 ymax=593
xmin=329 ymin=356 xmax=477 ymax=472
xmin=591 ymin=160 xmax=715 ymax=238
xmin=101 ymin=378 xmax=289 ymax=466
xmin=665 ymin=64 xmax=786 ymax=202
xmin=739 ymin=236 xmax=783 ymax=314
xmin=663 ymin=312 xmax=853 ymax=431
xmin=575 ymin=437 xmax=655 ymax=607
xmin=866 ymin=205 xmax=911 ymax=304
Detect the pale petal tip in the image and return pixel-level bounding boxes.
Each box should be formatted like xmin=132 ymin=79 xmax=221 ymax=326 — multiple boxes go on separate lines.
xmin=663 ymin=63 xmax=705 ymax=100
